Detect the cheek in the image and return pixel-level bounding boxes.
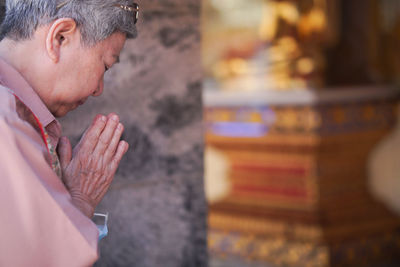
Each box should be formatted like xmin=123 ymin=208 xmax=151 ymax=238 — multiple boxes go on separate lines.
xmin=81 ymin=68 xmax=104 ymax=91
xmin=69 ymin=58 xmax=105 ymax=98
xmin=92 ymin=65 xmax=105 ymax=83
xmin=81 ymin=70 xmax=105 ymax=97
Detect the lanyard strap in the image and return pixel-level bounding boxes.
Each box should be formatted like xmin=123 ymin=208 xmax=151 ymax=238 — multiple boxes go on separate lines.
xmin=33 ymin=115 xmax=62 ymax=179
xmin=13 ymin=94 xmax=62 ymax=179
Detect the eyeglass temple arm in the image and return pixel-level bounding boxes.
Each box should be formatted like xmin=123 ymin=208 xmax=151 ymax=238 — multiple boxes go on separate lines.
xmin=57 ymin=2 xmax=139 ymax=12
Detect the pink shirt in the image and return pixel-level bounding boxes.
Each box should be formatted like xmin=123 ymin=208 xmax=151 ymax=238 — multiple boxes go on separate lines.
xmin=0 ymin=58 xmax=99 ymax=266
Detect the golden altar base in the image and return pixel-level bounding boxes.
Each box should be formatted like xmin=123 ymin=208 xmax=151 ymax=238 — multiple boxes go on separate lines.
xmin=205 ymin=87 xmax=400 ymax=266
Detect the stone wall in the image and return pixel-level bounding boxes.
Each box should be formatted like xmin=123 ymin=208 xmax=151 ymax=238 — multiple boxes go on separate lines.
xmin=60 ymin=0 xmax=207 ymax=266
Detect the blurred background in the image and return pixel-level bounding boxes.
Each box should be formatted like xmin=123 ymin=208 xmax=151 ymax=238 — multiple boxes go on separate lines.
xmin=203 ymin=0 xmax=400 ymax=266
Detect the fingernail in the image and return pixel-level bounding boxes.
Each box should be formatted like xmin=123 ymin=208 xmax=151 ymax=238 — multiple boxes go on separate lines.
xmin=100 ymin=115 xmax=106 ymax=122
xmin=111 ymin=115 xmax=119 ymax=122
xmin=118 ymin=123 xmax=123 ymax=130
xmin=121 ymin=140 xmax=128 ymax=150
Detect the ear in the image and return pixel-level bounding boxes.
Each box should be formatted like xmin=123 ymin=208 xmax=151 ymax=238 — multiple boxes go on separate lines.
xmin=45 ymin=18 xmax=78 ymax=63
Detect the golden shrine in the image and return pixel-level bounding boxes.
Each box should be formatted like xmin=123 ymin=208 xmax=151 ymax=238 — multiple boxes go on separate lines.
xmin=203 ymin=0 xmax=400 ymax=266
xmin=204 ymin=88 xmax=400 ymax=266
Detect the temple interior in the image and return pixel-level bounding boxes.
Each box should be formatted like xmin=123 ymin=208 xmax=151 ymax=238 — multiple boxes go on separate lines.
xmin=203 ymin=0 xmax=400 ymax=266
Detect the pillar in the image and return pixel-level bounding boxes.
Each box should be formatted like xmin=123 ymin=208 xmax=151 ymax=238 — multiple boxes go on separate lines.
xmin=61 ymin=0 xmax=207 ymax=266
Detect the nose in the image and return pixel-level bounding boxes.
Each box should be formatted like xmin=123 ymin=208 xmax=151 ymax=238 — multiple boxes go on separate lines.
xmin=93 ymin=79 xmax=104 ymax=97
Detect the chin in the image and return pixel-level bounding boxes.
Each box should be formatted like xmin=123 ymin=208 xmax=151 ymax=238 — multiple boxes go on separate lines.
xmin=53 ymin=110 xmax=69 ymax=118
xmin=53 ymin=105 xmax=77 ymax=118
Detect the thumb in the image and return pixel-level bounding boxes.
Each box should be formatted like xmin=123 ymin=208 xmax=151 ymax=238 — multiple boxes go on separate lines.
xmin=57 ymin=136 xmax=72 ymax=169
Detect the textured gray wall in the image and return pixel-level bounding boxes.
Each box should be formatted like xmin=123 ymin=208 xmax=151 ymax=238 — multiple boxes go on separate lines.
xmin=60 ymin=0 xmax=207 ymax=266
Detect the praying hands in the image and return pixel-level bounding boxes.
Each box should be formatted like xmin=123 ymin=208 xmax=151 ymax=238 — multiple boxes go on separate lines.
xmin=57 ymin=113 xmax=129 ymax=218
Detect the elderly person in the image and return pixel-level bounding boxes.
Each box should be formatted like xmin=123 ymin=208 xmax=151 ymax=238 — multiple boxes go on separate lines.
xmin=0 ymin=0 xmax=138 ymax=266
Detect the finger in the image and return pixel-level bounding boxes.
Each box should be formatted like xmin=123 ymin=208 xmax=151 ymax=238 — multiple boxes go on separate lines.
xmin=93 ymin=113 xmax=119 ymax=156
xmin=78 ymin=114 xmax=107 ymax=153
xmin=110 ymin=140 xmax=129 ymax=172
xmin=77 ymin=114 xmax=105 ymax=148
xmin=91 ymin=141 xmax=128 ymax=201
xmin=57 ymin=136 xmax=72 ymax=170
xmin=103 ymin=122 xmax=124 ymax=162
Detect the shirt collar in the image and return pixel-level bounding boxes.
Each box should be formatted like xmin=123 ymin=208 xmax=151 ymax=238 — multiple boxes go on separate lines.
xmin=0 ymin=57 xmax=57 ymax=127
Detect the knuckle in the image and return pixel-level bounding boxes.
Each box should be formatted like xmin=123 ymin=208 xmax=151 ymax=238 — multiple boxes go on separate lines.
xmin=98 ymin=135 xmax=109 ymax=146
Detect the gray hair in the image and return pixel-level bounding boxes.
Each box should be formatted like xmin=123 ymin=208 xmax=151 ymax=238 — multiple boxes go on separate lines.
xmin=0 ymin=0 xmax=137 ymax=45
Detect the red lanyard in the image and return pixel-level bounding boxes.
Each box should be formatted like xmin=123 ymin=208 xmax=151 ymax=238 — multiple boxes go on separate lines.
xmin=13 ymin=93 xmax=62 ymax=178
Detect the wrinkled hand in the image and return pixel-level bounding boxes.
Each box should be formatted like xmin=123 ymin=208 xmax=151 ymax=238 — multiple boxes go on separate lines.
xmin=57 ymin=113 xmax=129 ymax=218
